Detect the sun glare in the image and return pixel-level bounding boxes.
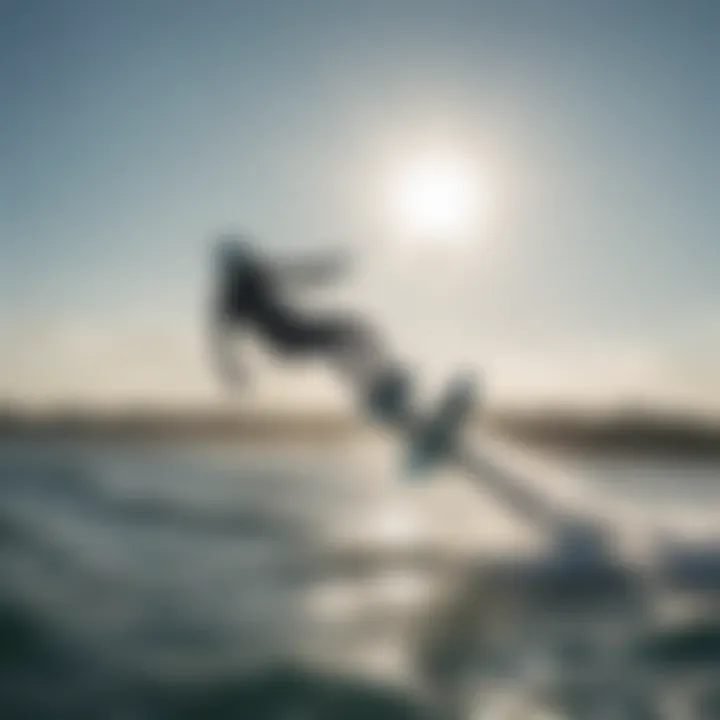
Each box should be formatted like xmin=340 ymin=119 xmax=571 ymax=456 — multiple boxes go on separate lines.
xmin=391 ymin=154 xmax=486 ymax=244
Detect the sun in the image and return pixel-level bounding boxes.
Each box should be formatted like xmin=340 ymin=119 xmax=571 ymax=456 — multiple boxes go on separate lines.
xmin=390 ymin=154 xmax=486 ymax=244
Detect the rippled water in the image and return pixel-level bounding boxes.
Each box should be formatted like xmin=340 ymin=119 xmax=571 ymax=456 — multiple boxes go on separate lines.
xmin=0 ymin=437 xmax=718 ymax=718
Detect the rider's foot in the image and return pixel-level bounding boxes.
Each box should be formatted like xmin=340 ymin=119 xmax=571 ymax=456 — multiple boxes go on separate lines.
xmin=365 ymin=367 xmax=412 ymax=425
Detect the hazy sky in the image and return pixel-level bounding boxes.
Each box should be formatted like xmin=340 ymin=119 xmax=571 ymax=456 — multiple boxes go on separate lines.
xmin=1 ymin=0 xmax=719 ymax=408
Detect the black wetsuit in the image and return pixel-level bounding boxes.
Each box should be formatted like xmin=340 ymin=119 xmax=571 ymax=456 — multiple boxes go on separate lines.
xmin=217 ymin=249 xmax=363 ymax=357
xmin=213 ymin=241 xmax=408 ymax=423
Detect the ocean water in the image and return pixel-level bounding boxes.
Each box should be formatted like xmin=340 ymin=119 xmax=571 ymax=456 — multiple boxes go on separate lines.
xmin=0 ymin=436 xmax=719 ymax=719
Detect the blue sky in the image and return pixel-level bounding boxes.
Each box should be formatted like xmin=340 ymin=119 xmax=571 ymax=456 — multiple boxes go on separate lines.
xmin=1 ymin=0 xmax=719 ymax=408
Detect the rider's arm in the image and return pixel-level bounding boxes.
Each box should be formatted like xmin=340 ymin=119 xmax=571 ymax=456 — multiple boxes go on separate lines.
xmin=276 ymin=248 xmax=350 ymax=291
xmin=209 ymin=304 xmax=246 ymax=387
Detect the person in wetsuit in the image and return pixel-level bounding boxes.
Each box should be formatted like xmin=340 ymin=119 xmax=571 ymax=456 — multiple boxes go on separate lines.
xmin=210 ymin=234 xmax=409 ymax=423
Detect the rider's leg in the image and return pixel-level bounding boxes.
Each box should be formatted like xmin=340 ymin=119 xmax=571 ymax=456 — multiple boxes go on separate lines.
xmin=266 ymin=310 xmax=412 ymax=425
xmin=306 ymin=317 xmax=412 ymax=425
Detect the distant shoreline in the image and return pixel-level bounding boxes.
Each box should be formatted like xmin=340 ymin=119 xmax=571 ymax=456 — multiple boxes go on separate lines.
xmin=0 ymin=406 xmax=718 ymax=457
xmin=487 ymin=408 xmax=720 ymax=459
